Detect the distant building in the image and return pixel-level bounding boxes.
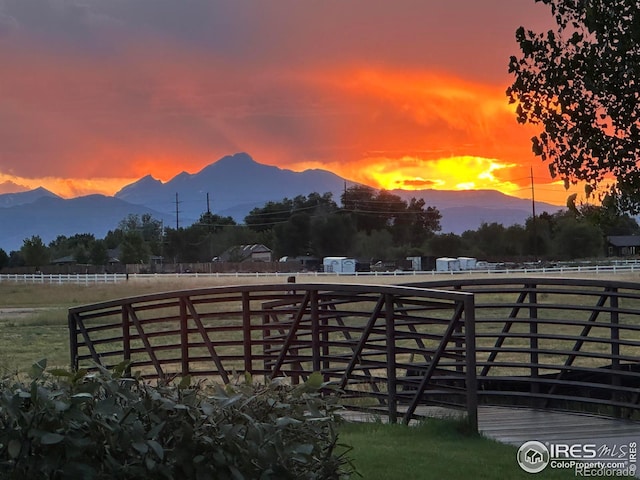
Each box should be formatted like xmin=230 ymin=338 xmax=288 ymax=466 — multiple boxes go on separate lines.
xmin=436 ymin=257 xmax=461 ymax=272
xmin=279 ymin=255 xmax=321 ymax=271
xmin=323 ymin=257 xmax=356 ymax=273
xmin=149 ymin=255 xmax=164 ymax=266
xmin=606 ymin=236 xmax=640 ymax=257
xmin=406 ymin=256 xmax=436 ymax=271
xmin=107 ymin=248 xmax=122 ymax=266
xmin=458 ymin=257 xmax=477 ymax=270
xmin=219 ymin=244 xmax=272 ymax=263
xmin=51 ymin=255 xmax=76 ymax=266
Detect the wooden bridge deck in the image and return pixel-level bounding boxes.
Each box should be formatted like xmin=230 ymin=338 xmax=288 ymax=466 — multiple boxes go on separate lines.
xmin=478 ymin=406 xmax=640 ymax=447
xmin=479 ymin=406 xmax=640 ymax=477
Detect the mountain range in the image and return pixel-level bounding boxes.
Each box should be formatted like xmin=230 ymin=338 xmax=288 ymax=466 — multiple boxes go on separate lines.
xmin=0 ymin=152 xmax=563 ymax=253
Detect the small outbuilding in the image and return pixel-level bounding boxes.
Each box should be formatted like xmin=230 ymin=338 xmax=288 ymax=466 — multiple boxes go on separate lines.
xmin=458 ymin=257 xmax=477 ymax=270
xmin=323 ymin=257 xmax=356 ymax=273
xmin=606 ymin=236 xmax=640 ymax=257
xmin=51 ymin=255 xmax=76 ymax=266
xmin=436 ymin=257 xmax=461 ymax=272
xmin=220 ymin=244 xmax=273 ymax=263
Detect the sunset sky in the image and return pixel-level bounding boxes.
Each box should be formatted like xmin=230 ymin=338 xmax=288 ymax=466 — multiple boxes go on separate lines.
xmin=0 ymin=0 xmax=586 ymax=206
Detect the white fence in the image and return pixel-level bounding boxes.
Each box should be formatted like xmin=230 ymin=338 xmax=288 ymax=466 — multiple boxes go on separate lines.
xmin=0 ymin=273 xmax=126 ymax=284
xmin=2 ymin=262 xmax=640 ymax=285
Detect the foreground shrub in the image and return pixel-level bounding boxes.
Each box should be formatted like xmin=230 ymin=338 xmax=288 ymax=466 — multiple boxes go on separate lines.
xmin=0 ymin=360 xmax=354 ymax=479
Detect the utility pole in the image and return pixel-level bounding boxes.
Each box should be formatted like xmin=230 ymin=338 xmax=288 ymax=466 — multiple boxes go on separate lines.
xmin=206 ymin=192 xmax=211 ymax=214
xmin=531 ymin=167 xmax=537 ymax=261
xmin=159 ymin=220 xmax=164 ymax=267
xmin=175 ymin=193 xmax=180 ymax=229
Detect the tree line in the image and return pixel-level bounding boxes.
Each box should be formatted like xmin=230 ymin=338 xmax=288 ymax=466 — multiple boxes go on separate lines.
xmin=0 ymin=185 xmax=637 ymax=270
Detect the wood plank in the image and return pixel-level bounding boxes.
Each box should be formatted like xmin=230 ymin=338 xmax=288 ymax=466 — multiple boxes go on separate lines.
xmin=478 ymin=406 xmax=640 ymax=469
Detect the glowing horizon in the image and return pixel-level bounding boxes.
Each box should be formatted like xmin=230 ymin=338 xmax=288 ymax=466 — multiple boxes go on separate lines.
xmin=0 ymin=153 xmax=580 ymax=208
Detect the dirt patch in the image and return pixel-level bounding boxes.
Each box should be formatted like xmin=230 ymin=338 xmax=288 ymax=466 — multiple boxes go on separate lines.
xmin=0 ymin=308 xmax=48 ymax=320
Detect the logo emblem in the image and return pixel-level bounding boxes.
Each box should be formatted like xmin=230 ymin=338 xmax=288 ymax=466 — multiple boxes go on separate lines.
xmin=517 ymin=441 xmax=550 ymax=473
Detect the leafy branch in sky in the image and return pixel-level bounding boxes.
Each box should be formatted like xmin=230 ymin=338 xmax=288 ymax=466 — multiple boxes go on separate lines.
xmin=507 ymin=0 xmax=640 ymax=212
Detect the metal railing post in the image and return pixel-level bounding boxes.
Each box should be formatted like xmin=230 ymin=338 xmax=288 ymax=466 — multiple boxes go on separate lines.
xmin=311 ymin=289 xmax=320 ymax=373
xmin=179 ymin=298 xmax=189 ymax=376
xmin=464 ymin=296 xmax=478 ymax=433
xmin=242 ymin=291 xmax=253 ymax=375
xmin=385 ymin=293 xmax=398 ymax=423
xmin=610 ymin=289 xmax=621 ymax=417
xmin=123 ymin=305 xmax=131 ymax=375
xmin=529 ymin=285 xmax=539 ymax=397
xmin=68 ymin=312 xmax=78 ymax=371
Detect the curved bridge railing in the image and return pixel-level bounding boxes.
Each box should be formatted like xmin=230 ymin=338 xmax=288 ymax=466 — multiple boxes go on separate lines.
xmin=68 ymin=278 xmax=640 ymax=426
xmin=404 ymin=277 xmax=640 ymax=420
xmin=68 ymin=283 xmax=477 ymax=426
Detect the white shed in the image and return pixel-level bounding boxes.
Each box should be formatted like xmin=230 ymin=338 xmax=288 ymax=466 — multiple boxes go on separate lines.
xmin=323 ymin=257 xmax=356 ymax=273
xmin=458 ymin=257 xmax=477 ymax=270
xmin=436 ymin=257 xmax=461 ymax=272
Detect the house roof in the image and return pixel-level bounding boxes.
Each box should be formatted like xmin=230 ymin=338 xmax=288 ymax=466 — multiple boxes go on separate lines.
xmin=219 ymin=244 xmax=272 ymax=262
xmin=607 ymin=236 xmax=640 ymax=247
xmin=107 ymin=248 xmax=121 ymax=264
xmin=240 ymin=244 xmax=271 ymax=254
xmin=51 ymin=255 xmax=75 ymax=264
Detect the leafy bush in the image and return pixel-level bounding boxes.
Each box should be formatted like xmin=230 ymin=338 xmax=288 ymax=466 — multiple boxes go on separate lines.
xmin=0 ymin=360 xmax=354 ymax=479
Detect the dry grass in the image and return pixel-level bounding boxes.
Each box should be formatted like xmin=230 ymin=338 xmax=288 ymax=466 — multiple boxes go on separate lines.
xmin=2 ymin=271 xmax=640 ymax=375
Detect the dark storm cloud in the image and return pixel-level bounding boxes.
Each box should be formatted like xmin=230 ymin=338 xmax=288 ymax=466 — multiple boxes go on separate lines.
xmin=0 ymin=0 xmax=552 ymax=75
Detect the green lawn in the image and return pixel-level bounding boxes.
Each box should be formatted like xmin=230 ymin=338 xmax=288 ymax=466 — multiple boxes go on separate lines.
xmin=338 ymin=419 xmax=618 ymax=479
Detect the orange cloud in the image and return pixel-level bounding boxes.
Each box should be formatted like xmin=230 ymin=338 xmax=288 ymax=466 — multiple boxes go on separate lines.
xmin=286 ymin=68 xmax=579 ymax=204
xmin=0 ymin=172 xmax=139 ymax=198
xmin=0 ymin=180 xmax=29 ymax=194
xmin=0 ymin=42 xmax=580 ymax=205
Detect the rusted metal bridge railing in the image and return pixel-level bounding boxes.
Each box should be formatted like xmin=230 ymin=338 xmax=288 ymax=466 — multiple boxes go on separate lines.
xmin=69 ymin=277 xmax=640 ymax=428
xmin=404 ymin=277 xmax=640 ymax=420
xmin=68 ymin=283 xmax=476 ymax=427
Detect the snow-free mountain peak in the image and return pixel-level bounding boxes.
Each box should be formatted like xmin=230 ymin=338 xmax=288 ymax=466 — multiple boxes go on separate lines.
xmin=0 ymin=187 xmax=60 ymax=208
xmin=115 ymin=153 xmax=349 ymax=221
xmin=115 ymin=174 xmax=162 ymax=194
